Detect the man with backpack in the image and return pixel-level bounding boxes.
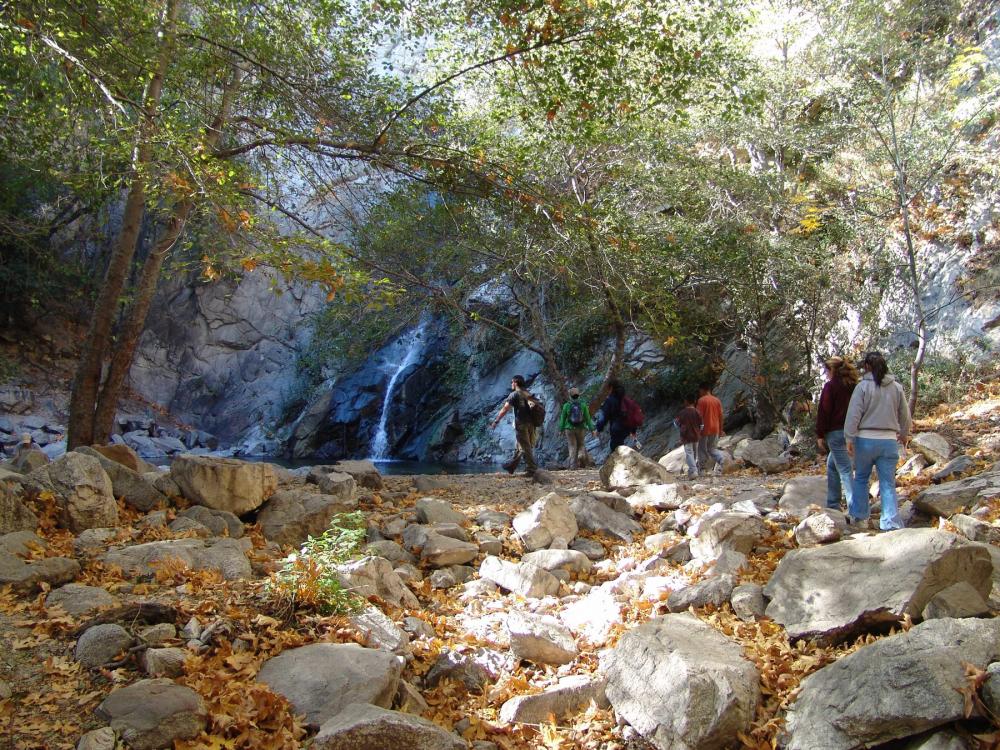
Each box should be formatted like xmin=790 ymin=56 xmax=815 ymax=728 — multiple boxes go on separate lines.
xmin=595 ymin=379 xmax=644 ymax=451
xmin=558 ymin=387 xmax=596 ymax=469
xmin=491 ymin=375 xmax=544 ymax=475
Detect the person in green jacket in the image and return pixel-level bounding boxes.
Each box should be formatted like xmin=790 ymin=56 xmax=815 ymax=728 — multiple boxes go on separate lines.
xmin=558 ymin=387 xmax=597 ymax=469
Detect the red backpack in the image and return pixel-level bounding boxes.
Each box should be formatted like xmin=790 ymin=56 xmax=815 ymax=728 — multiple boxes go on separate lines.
xmin=621 ymin=396 xmax=644 ymax=431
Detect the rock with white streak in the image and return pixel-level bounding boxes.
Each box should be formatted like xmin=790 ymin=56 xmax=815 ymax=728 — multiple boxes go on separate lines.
xmin=601 ymin=613 xmax=759 ymax=750
xmin=512 ymin=493 xmax=578 ymax=552
xmin=764 ymin=529 xmax=993 ymax=643
xmin=782 ymin=618 xmax=1000 ymax=750
xmin=506 ymin=610 xmax=579 ymax=665
xmin=499 ymin=675 xmax=608 ymax=725
xmin=479 ymin=556 xmax=560 ymax=599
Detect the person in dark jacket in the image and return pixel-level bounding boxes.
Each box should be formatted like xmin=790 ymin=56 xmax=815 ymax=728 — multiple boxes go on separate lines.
xmin=816 ymin=356 xmax=861 ymax=510
xmin=673 ymin=396 xmax=703 ymax=479
xmin=595 ymin=379 xmax=632 ymax=451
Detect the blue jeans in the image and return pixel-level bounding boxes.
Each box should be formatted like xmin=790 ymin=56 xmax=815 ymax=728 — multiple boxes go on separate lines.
xmin=683 ymin=443 xmax=699 ymax=478
xmin=850 ymin=437 xmax=901 ymax=530
xmin=825 ymin=430 xmax=854 ymax=510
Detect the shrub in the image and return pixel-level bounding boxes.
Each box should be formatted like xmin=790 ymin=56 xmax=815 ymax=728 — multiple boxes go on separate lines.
xmin=265 ymin=511 xmax=367 ymax=617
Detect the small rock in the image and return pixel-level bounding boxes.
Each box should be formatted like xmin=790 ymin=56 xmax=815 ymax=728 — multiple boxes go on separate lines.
xmin=570 ymin=537 xmax=605 ymax=560
xmin=143 ymin=647 xmax=187 ymax=677
xmin=910 ymin=433 xmax=951 ymax=465
xmin=45 ymin=583 xmax=118 ymax=617
xmin=402 ymin=616 xmax=436 ymax=640
xmin=415 ymin=497 xmax=466 ymax=525
xmin=138 ymin=623 xmax=176 ymax=646
xmin=96 ymin=678 xmax=207 ymax=750
xmin=76 ymin=623 xmax=133 ymax=668
xmin=921 ymin=581 xmax=990 ymax=619
xmin=521 ymin=548 xmax=592 ymax=574
xmin=506 ymin=610 xmax=579 ymax=665
xmin=312 ymin=703 xmax=465 ymax=750
xmin=479 ymin=555 xmax=560 ymax=599
xmin=512 ymin=493 xmax=578 ymax=552
xmin=794 ymin=510 xmax=847 ymax=546
xmin=76 ymin=727 xmax=117 ymax=750
xmin=667 ymin=575 xmax=735 ymax=612
xmin=932 ymin=455 xmax=974 ymax=483
xmin=499 ymin=675 xmax=608 ymax=724
xmin=731 ymin=583 xmax=765 ymax=622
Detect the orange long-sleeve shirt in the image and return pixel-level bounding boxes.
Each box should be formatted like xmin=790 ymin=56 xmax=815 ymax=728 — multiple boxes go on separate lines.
xmin=696 ymin=393 xmax=724 ymax=436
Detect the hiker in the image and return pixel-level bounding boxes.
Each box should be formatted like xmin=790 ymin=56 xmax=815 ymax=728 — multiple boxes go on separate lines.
xmin=490 ymin=375 xmax=540 ymax=475
xmin=674 ymin=396 xmax=703 ymax=479
xmin=558 ymin=387 xmax=596 ymax=469
xmin=696 ymin=382 xmax=725 ymax=476
xmin=844 ymin=351 xmax=911 ymax=531
xmin=13 ymin=433 xmax=38 ymax=459
xmin=816 ymin=356 xmax=861 ymax=511
xmin=595 ymin=379 xmax=639 ymax=451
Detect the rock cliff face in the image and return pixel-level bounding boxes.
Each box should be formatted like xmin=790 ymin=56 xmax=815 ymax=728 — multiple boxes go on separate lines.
xmin=129 ymin=269 xmax=326 ymax=446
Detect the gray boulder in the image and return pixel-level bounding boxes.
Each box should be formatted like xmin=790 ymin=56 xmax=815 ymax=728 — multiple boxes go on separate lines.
xmin=910 ymin=432 xmax=951 ymax=465
xmin=512 ymin=493 xmax=578 ymax=552
xmin=419 ymin=531 xmax=478 ymax=568
xmin=730 ymin=583 xmax=765 ymax=622
xmin=782 ymin=618 xmax=1000 ymax=750
xmin=521 ymin=548 xmax=592 ymax=574
xmin=415 ymin=497 xmax=466 ymax=525
xmin=506 ymin=610 xmax=578 ymax=665
xmin=74 ymin=446 xmax=167 ymax=512
xmin=0 ymin=483 xmax=37 ymax=534
xmin=335 ymin=556 xmax=419 ymax=609
xmin=499 ymin=675 xmax=608 ymax=725
xmin=257 ymin=488 xmax=357 ymax=547
xmin=914 ymin=471 xmax=1000 ymax=517
xmin=76 ymin=623 xmax=133 ymax=667
xmin=366 ymin=540 xmax=416 ymax=565
xmin=625 ymin=483 xmax=687 ymax=511
xmin=45 ymin=583 xmax=118 ymax=616
xmin=307 ymin=467 xmax=357 ymax=497
xmin=312 ymin=703 xmax=465 ymax=750
xmin=920 ymin=581 xmax=990 ymax=619
xmin=424 ymin=647 xmax=509 ymax=693
xmin=95 ymin=678 xmax=207 ymax=750
xmin=479 ymin=555 xmax=560 ymax=599
xmin=331 ymin=459 xmax=383 ymax=489
xmin=778 ymin=475 xmax=827 ymax=516
xmin=0 ymin=553 xmax=79 ymax=593
xmin=794 ymin=509 xmax=847 ymax=546
xmin=256 ymin=643 xmax=402 ymax=728
xmin=76 ymin=727 xmax=117 ymax=750
xmin=949 ymin=513 xmax=999 ymax=544
xmin=170 ymin=455 xmax=277 ymax=515
xmin=177 ymin=505 xmax=243 ymax=538
xmin=568 ymin=495 xmax=641 ymax=542
xmin=31 ymin=452 xmax=118 ymax=531
xmin=931 ymin=455 xmax=975 ymax=483
xmin=12 ymin=448 xmax=49 ymax=473
xmin=600 ymin=446 xmax=672 ymax=489
xmin=103 ymin=538 xmax=251 ymax=580
xmin=764 ymin=529 xmax=993 ymax=642
xmin=601 ymin=613 xmax=759 ymax=750
xmin=142 ymin=647 xmax=187 ymax=677
xmin=667 ymin=575 xmax=736 ymax=612
xmin=348 ymin=606 xmax=411 ymax=654
xmin=734 ymin=436 xmax=788 ymax=472
xmin=689 ymin=511 xmax=767 ymax=561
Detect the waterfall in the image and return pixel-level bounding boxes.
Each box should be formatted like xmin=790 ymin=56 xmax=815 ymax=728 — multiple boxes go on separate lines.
xmin=369 ymin=319 xmax=429 ymax=460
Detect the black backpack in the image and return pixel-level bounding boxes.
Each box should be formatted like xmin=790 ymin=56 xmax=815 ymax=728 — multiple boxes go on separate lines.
xmin=525 ymin=393 xmax=546 ymax=427
xmin=568 ymin=401 xmax=584 ymax=426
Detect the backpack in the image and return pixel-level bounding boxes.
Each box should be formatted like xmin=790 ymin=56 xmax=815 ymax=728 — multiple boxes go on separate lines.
xmin=568 ymin=401 xmax=584 ymax=426
xmin=526 ymin=393 xmax=546 ymax=427
xmin=621 ymin=396 xmax=644 ymax=431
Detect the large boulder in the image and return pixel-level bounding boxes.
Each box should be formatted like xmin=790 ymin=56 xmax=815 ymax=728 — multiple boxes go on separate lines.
xmin=778 ymin=476 xmax=828 ymax=516
xmin=568 ymin=495 xmax=642 ymax=542
xmin=600 ymin=446 xmax=672 ymax=489
xmin=0 ymin=553 xmax=79 ymax=593
xmin=45 ymin=583 xmax=118 ymax=616
xmin=256 ymin=643 xmax=402 ymax=729
xmin=624 ymin=483 xmax=687 ymax=511
xmin=95 ymin=678 xmax=207 ymax=750
xmin=0 ymin=483 xmax=37 ymax=534
xmin=306 ymin=467 xmax=358 ymax=497
xmin=415 ymin=497 xmax=466 ymax=525
xmin=12 ymin=448 xmax=49 ymax=473
xmin=512 ymin=493 xmax=578 ymax=551
xmin=30 ymin=452 xmax=118 ymax=531
xmin=330 ymin=460 xmax=383 ymax=490
xmin=176 ymin=505 xmax=243 ymax=538
xmin=89 ymin=443 xmax=146 ymax=472
xmin=335 ymin=556 xmax=419 ymax=609
xmin=764 ymin=529 xmax=993 ymax=642
xmin=103 ymin=538 xmax=252 ymax=580
xmin=257 ymin=488 xmax=358 ymax=547
xmin=913 ymin=470 xmax=1000 ymax=517
xmin=74 ymin=446 xmax=167 ymax=512
xmin=601 ymin=613 xmax=759 ymax=750
xmin=499 ymin=675 xmax=608 ymax=724
xmin=734 ymin=436 xmax=789 ymax=473
xmin=782 ymin=618 xmax=1000 ymax=750
xmin=419 ymin=531 xmax=479 ymax=568
xmin=506 ymin=610 xmax=579 ymax=665
xmin=688 ymin=510 xmax=767 ymax=561
xmin=657 ymin=445 xmax=688 ymax=474
xmin=479 ymin=555 xmax=560 ymax=599
xmin=910 ymin=432 xmax=951 ymax=465
xmin=312 ymin=703 xmax=465 ymax=750
xmin=170 ymin=455 xmax=277 ymax=515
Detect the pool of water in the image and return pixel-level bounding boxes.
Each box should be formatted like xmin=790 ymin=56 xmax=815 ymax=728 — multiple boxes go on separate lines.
xmin=147 ymin=454 xmax=505 ymax=476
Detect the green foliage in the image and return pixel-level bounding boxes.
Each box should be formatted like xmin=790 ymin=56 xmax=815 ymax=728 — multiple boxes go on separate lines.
xmin=265 ymin=511 xmax=367 ymax=617
xmin=888 ymin=344 xmax=1000 ymax=411
xmin=298 ymin=301 xmax=406 ymax=385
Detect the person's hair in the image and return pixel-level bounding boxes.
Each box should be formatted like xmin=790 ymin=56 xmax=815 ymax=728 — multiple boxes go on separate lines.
xmin=698 ymin=381 xmax=713 ymax=393
xmin=512 ymin=375 xmax=526 ymax=389
xmin=684 ymin=394 xmax=697 ymax=405
xmin=861 ymin=351 xmax=889 ymax=386
xmin=608 ymin=378 xmax=625 ymax=398
xmin=824 ymin=356 xmax=861 ymax=387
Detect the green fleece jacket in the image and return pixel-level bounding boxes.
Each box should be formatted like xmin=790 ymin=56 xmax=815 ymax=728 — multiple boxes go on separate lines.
xmin=558 ymin=399 xmax=596 ymax=431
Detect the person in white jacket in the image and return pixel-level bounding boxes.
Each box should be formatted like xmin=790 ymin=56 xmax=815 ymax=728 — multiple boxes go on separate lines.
xmin=844 ymin=351 xmax=912 ymax=531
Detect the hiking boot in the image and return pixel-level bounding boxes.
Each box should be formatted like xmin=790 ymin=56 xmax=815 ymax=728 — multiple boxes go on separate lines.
xmin=712 ymin=464 xmax=723 ymax=476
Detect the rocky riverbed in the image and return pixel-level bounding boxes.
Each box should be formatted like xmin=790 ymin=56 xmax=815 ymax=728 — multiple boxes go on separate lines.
xmin=1 ymin=396 xmax=1000 ymax=750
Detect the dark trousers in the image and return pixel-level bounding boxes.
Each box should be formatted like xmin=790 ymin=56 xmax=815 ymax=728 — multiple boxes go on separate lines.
xmin=510 ymin=422 xmax=538 ymax=472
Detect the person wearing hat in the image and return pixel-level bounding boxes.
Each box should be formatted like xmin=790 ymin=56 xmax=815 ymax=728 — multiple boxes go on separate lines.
xmin=558 ymin=387 xmax=596 ymax=469
xmin=14 ymin=433 xmax=38 ymax=459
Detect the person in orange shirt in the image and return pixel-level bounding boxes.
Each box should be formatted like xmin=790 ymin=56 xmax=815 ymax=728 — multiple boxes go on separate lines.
xmin=696 ymin=382 xmax=725 ymax=476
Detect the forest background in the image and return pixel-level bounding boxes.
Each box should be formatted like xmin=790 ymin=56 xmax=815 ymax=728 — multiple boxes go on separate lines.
xmin=2 ymin=0 xmax=1000 ymax=454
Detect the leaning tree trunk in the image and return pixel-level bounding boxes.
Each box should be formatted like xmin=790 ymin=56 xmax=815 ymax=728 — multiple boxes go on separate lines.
xmin=90 ymin=67 xmax=245 ymax=445
xmin=67 ymin=0 xmax=182 ymax=449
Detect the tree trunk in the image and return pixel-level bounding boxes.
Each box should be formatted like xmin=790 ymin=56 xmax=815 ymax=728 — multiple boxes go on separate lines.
xmin=67 ymin=0 xmax=182 ymax=449
xmin=90 ymin=66 xmax=245 ymax=445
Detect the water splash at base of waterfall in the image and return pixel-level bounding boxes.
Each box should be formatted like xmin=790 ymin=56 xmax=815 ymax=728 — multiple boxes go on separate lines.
xmin=368 ymin=319 xmax=429 ymax=459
